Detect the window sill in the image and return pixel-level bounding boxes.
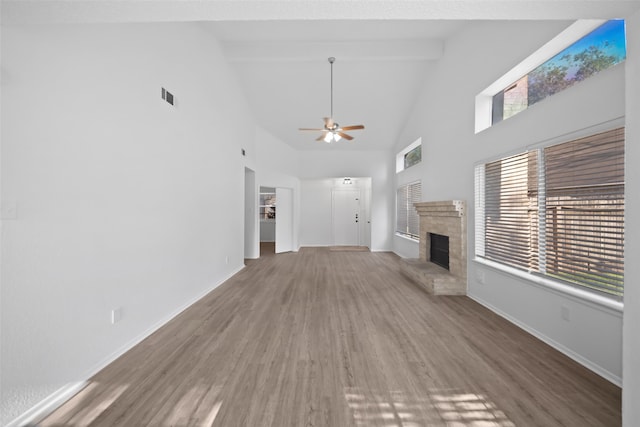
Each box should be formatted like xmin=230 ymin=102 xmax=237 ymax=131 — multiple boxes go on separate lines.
xmin=395 ymin=233 xmax=419 ymax=243
xmin=473 ymin=257 xmax=623 ymax=314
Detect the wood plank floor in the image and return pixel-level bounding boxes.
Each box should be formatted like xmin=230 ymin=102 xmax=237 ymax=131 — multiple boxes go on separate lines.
xmin=40 ymin=248 xmax=621 ymax=426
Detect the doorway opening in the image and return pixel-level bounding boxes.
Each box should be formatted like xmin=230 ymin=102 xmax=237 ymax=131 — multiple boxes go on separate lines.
xmin=259 ymin=187 xmax=276 ymax=256
xmin=259 ymin=186 xmax=294 ymax=257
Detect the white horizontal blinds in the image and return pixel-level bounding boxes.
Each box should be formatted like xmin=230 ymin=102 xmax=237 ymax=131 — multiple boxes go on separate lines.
xmin=543 ymin=128 xmax=625 ymax=296
xmin=474 ymin=165 xmax=486 ymax=257
xmin=483 ymin=151 xmax=539 ymax=271
xmin=396 ymin=181 xmax=421 ymax=239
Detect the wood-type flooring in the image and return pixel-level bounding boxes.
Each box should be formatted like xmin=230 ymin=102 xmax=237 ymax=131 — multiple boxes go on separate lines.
xmin=40 ymin=248 xmax=621 ymax=426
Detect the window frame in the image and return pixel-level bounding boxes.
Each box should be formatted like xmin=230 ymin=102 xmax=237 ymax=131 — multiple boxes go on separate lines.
xmin=396 ymin=180 xmax=422 ymax=241
xmin=396 ymin=138 xmax=422 ymax=173
xmin=474 ymin=125 xmax=625 ymax=303
xmin=475 ymin=19 xmax=624 ymax=133
xmin=490 ymin=20 xmax=626 ymax=126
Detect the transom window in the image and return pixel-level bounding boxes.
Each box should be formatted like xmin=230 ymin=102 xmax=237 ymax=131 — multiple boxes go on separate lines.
xmin=404 ymin=145 xmax=422 ymax=170
xmin=396 ymin=138 xmax=422 ymax=173
xmin=476 ymin=20 xmax=627 ymax=133
xmin=492 ymin=20 xmax=626 ymax=125
xmin=475 ymin=128 xmax=624 ymax=297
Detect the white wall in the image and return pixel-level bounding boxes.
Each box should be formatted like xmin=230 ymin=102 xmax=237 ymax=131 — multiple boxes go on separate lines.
xmin=244 ymin=167 xmax=258 ymax=258
xmin=255 ymin=127 xmax=301 ymax=251
xmin=394 ymin=20 xmax=625 ymax=383
xmin=623 ymin=10 xmax=640 ymax=427
xmin=0 ymin=22 xmax=256 ymax=425
xmin=298 ymin=150 xmax=393 ymax=251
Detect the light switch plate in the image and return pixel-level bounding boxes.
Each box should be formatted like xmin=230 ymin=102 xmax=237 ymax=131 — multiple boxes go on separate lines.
xmin=111 ymin=308 xmax=123 ymax=324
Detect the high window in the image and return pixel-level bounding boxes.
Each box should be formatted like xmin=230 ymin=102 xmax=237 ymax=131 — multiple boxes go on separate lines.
xmin=475 ymin=128 xmax=624 ymax=297
xmin=396 ymin=181 xmax=422 ymax=240
xmin=404 ymin=145 xmax=422 ymax=170
xmin=492 ymin=20 xmax=626 ymax=125
xmin=396 ymin=138 xmax=422 ymax=173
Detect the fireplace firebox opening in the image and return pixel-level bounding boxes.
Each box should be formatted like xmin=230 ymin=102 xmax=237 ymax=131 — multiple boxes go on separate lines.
xmin=429 ymin=233 xmax=449 ymax=270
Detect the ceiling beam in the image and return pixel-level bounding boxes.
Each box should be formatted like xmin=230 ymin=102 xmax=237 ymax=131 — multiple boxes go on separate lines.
xmin=221 ymin=40 xmax=444 ymax=63
xmin=3 ymin=0 xmax=640 ymax=25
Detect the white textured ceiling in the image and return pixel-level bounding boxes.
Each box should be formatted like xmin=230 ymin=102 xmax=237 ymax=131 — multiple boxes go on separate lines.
xmin=4 ymin=1 xmax=639 ymax=24
xmin=4 ymin=1 xmax=640 ymax=151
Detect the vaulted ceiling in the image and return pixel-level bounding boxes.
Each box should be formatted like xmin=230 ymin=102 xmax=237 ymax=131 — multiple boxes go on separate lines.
xmin=209 ymin=20 xmax=465 ymax=151
xmin=4 ymin=0 xmax=638 ymax=152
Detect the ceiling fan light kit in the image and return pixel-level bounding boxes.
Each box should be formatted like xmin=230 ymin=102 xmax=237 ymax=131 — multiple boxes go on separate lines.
xmin=299 ymin=57 xmax=365 ymax=143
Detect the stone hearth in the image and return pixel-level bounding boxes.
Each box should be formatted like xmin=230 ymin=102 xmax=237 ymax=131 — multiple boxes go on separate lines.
xmin=399 ymin=200 xmax=467 ymax=295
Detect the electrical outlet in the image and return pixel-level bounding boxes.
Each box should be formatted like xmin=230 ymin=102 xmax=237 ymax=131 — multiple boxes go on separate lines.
xmin=561 ymin=305 xmax=571 ymax=322
xmin=225 ymin=256 xmax=229 ymax=265
xmin=111 ymin=308 xmax=122 ymax=324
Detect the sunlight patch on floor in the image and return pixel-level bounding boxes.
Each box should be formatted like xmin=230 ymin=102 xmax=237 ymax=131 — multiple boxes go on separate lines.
xmin=70 ymin=383 xmax=129 ymax=425
xmin=40 ymin=381 xmax=130 ymax=426
xmin=203 ymin=400 xmax=223 ymax=426
xmin=164 ymin=385 xmax=223 ymax=427
xmin=430 ymin=390 xmax=515 ymax=427
xmin=345 ymin=387 xmax=439 ymax=426
xmin=345 ymin=387 xmax=515 ymax=427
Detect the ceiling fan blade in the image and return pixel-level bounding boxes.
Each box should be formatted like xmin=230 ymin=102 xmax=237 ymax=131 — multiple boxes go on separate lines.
xmin=299 ymin=128 xmax=325 ymax=131
xmin=316 ymin=134 xmax=326 ymax=141
xmin=337 ymin=131 xmax=354 ymax=141
xmin=339 ymin=125 xmax=365 ymax=131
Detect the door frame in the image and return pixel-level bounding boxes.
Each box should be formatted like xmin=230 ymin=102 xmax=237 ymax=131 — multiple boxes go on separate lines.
xmin=275 ymin=187 xmax=294 ymax=253
xmin=331 ymin=187 xmax=362 ymax=246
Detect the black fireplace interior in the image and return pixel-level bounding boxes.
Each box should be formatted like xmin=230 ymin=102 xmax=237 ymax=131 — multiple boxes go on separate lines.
xmin=429 ymin=233 xmax=450 ymax=270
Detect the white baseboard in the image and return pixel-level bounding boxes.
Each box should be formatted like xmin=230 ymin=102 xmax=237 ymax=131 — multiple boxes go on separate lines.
xmin=4 ymin=381 xmax=89 ymax=427
xmin=467 ymin=293 xmax=622 ymax=387
xmin=6 ymin=265 xmax=245 ymax=427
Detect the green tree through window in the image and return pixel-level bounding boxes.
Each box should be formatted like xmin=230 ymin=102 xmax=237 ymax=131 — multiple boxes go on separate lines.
xmin=493 ymin=20 xmax=626 ymax=124
xmin=404 ymin=145 xmax=422 ymax=169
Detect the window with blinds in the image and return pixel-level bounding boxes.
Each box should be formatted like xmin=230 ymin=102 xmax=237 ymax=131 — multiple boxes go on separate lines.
xmin=483 ymin=151 xmax=539 ymax=271
xmin=475 ymin=127 xmax=624 ymax=297
xmin=396 ymin=181 xmax=422 ymax=240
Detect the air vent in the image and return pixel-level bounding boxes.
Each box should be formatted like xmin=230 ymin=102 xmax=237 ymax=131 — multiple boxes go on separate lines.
xmin=161 ymin=87 xmax=174 ymax=106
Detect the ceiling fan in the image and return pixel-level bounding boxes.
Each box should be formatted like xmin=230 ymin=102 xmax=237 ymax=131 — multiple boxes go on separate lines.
xmin=299 ymin=57 xmax=365 ymax=143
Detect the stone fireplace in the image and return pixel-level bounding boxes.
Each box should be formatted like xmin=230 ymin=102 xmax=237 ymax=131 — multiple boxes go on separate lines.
xmin=399 ymin=200 xmax=467 ymax=295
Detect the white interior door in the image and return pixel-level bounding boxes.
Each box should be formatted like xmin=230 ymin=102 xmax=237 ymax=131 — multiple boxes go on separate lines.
xmin=275 ymin=187 xmax=293 ymax=253
xmin=332 ymin=189 xmax=360 ymax=246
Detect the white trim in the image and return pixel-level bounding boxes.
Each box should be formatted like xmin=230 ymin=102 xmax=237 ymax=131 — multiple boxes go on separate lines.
xmin=472 ymin=117 xmax=625 ymax=168
xmin=4 ymin=381 xmax=89 ymax=427
xmin=475 ymin=19 xmax=607 ymax=133
xmin=395 ymin=180 xmax=422 ymax=239
xmin=395 ymin=232 xmax=419 ymax=243
xmin=473 ymin=257 xmax=623 ymax=313
xmin=468 ymin=293 xmax=622 ymax=386
xmin=6 ymin=265 xmax=245 ymax=427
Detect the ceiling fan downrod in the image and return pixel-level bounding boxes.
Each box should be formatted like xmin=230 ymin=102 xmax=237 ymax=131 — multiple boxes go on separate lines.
xmin=329 ymin=57 xmax=335 ymax=125
xmin=297 ymin=56 xmax=364 ymax=142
